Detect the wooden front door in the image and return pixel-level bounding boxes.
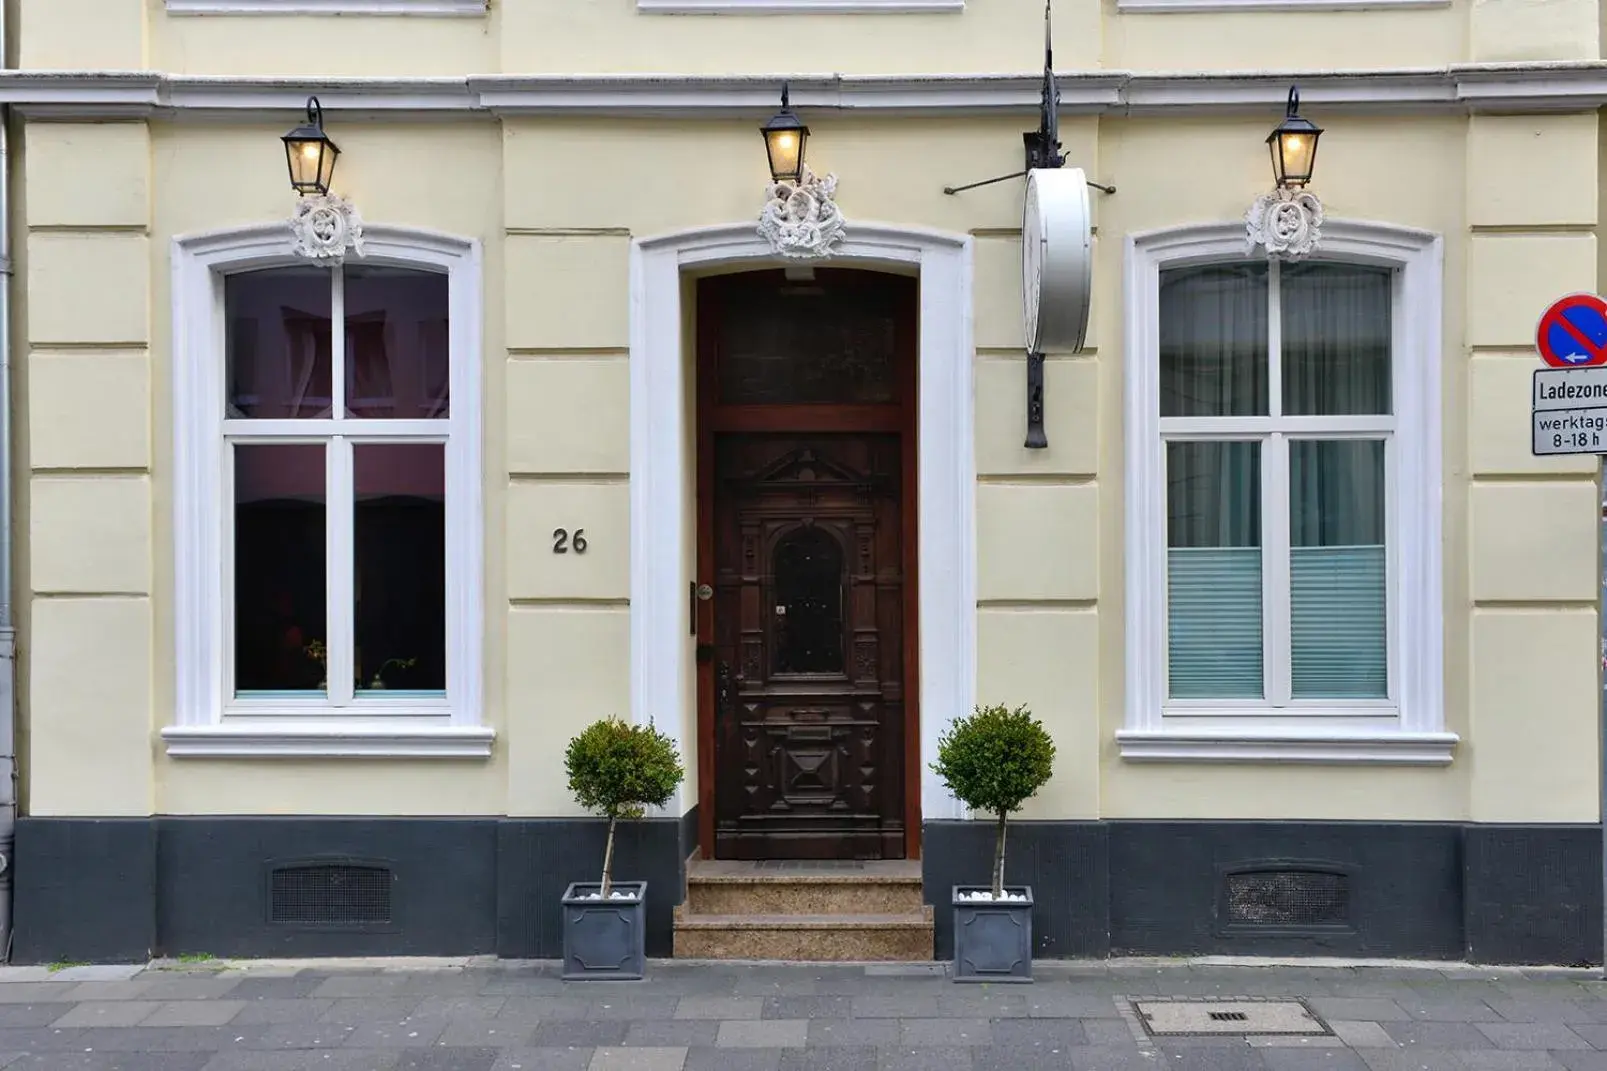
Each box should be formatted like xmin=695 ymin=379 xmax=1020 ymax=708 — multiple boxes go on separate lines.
xmin=696 ymin=269 xmax=918 ymax=861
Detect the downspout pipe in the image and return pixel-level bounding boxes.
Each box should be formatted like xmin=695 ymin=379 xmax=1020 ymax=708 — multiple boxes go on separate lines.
xmin=0 ymin=0 xmax=17 ymax=961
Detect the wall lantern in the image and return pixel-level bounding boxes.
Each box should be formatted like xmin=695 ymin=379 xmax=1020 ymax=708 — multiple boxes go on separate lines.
xmin=756 ymin=83 xmax=844 ymax=261
xmin=282 ymin=96 xmax=341 ymax=198
xmin=1267 ymin=86 xmax=1322 ymax=190
xmin=281 ymin=95 xmax=364 ymax=267
xmin=1246 ymin=85 xmax=1325 ymax=259
xmin=760 ymin=85 xmax=809 ymax=186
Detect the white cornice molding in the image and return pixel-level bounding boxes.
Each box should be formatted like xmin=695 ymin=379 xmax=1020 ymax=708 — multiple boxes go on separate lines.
xmin=639 ymin=0 xmax=962 ymax=10
xmin=7 ymin=64 xmax=1607 ymax=120
xmin=1119 ymin=0 xmax=1447 ymax=9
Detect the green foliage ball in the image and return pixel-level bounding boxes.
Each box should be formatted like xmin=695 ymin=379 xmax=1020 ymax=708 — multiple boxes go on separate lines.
xmin=565 ymin=717 xmax=685 ymax=821
xmin=931 ymin=703 xmax=1056 ymax=817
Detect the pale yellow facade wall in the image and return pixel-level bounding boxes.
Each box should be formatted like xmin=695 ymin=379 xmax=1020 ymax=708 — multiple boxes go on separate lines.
xmin=83 ymin=1 xmax=1499 ymax=79
xmin=149 ymin=15 xmax=496 ymax=77
xmin=24 ymin=124 xmax=151 ymax=230
xmin=1103 ymin=6 xmax=1466 ymax=70
xmin=1095 ymin=115 xmax=1472 ymax=821
xmin=1470 ymin=611 xmax=1601 ymax=822
xmin=30 ymin=477 xmax=152 ymax=596
xmin=27 ymin=354 xmax=152 ymax=472
xmin=28 ymin=599 xmax=153 ymax=816
xmin=1469 ymin=0 xmax=1600 ymax=61
xmin=19 ymin=0 xmax=143 ymax=69
xmin=143 ymin=121 xmax=514 ymax=817
xmin=20 ymin=119 xmax=159 ymax=820
xmin=1463 ymin=111 xmax=1600 ymax=823
xmin=10 ymin=98 xmax=1603 ymax=827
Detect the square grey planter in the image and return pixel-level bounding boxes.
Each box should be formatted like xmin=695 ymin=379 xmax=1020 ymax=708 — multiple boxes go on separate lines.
xmin=951 ymin=885 xmax=1033 ymax=983
xmin=561 ymin=881 xmax=647 ymax=981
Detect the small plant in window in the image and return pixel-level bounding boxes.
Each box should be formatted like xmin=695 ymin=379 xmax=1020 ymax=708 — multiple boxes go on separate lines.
xmin=303 ymin=640 xmax=327 ymax=690
xmin=563 ymin=717 xmax=683 ymax=900
xmin=368 ymin=657 xmax=417 ymax=690
xmin=932 ymin=703 xmax=1056 ymax=900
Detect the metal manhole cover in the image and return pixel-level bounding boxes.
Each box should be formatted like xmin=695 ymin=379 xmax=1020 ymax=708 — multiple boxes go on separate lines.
xmin=1132 ymin=1000 xmax=1330 ymax=1036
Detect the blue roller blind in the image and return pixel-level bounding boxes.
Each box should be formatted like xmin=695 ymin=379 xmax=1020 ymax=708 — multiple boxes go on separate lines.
xmin=1290 ymin=545 xmax=1387 ymax=699
xmin=1167 ymin=547 xmax=1264 ymax=699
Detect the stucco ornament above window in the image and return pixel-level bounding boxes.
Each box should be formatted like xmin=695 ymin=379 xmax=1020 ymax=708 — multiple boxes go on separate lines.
xmin=289 ymin=193 xmax=365 ymax=266
xmin=758 ymin=167 xmax=846 ymax=260
xmin=1246 ymin=187 xmax=1325 ymax=259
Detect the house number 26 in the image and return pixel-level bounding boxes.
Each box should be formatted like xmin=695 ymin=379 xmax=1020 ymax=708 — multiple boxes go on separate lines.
xmin=552 ymin=528 xmax=588 ymax=554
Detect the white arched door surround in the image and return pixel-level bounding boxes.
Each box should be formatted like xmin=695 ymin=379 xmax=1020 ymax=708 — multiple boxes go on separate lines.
xmin=629 ymin=222 xmax=975 ymax=822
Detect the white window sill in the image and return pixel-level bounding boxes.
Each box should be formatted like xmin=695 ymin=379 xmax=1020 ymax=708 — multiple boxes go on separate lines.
xmin=1116 ymin=728 xmax=1458 ymax=764
xmin=638 ymin=0 xmax=961 ymax=12
xmin=161 ymin=722 xmax=495 ymax=758
xmin=166 ymin=0 xmax=487 ymax=14
xmin=1118 ymin=0 xmax=1444 ymax=8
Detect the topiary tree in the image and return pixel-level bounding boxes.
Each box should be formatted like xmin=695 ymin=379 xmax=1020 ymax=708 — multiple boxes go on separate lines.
xmin=564 ymin=717 xmax=684 ymax=898
xmin=931 ymin=703 xmax=1056 ymax=899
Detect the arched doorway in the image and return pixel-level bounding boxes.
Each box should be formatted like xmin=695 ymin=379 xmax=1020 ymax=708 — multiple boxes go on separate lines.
xmin=695 ymin=268 xmax=917 ymax=860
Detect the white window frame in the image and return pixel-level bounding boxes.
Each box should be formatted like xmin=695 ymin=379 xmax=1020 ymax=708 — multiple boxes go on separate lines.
xmin=163 ymin=223 xmax=490 ymax=759
xmin=1119 ymin=219 xmax=1454 ymax=764
xmin=165 ymin=0 xmax=486 ymax=15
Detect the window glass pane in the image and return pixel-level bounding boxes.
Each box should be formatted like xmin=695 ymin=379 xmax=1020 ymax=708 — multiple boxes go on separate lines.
xmin=771 ymin=527 xmax=845 ymax=674
xmin=1282 ymin=262 xmax=1392 ymax=415
xmin=234 ymin=444 xmax=326 ymax=695
xmin=1167 ymin=440 xmax=1263 ymax=699
xmin=1290 ymin=439 xmax=1388 ymax=699
xmin=226 ymin=268 xmax=333 ymax=419
xmin=1160 ymin=263 xmax=1269 ymax=417
xmin=345 ymin=266 xmax=450 ymax=419
xmin=354 ymin=443 xmax=446 ymax=694
xmin=711 ymin=269 xmax=909 ymax=406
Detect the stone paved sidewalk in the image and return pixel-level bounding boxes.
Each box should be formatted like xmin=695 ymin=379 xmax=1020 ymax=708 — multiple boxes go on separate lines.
xmin=0 ymin=957 xmax=1603 ymax=1070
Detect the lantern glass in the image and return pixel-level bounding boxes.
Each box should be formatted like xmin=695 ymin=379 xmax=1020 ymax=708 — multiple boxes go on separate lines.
xmin=282 ymin=98 xmax=340 ymax=197
xmin=286 ymin=137 xmax=340 ymax=195
xmin=764 ymin=125 xmax=807 ymax=184
xmin=1269 ymin=128 xmax=1319 ymax=188
xmin=760 ymin=86 xmax=809 ymax=185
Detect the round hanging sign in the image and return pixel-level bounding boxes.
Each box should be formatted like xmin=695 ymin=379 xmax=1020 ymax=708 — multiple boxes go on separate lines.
xmin=1022 ymin=166 xmax=1092 ymax=354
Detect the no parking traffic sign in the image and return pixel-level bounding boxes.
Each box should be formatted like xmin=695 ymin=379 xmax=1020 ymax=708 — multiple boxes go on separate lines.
xmin=1537 ymin=293 xmax=1607 ymax=368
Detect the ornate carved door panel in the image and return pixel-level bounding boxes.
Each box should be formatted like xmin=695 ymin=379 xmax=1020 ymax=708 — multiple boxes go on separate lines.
xmin=712 ymin=434 xmax=905 ymax=860
xmin=695 ymin=267 xmax=918 ymax=861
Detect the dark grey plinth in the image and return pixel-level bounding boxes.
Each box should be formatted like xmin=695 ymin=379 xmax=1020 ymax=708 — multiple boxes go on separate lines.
xmin=951 ymin=885 xmax=1033 ymax=983
xmin=561 ymin=881 xmax=647 ymax=981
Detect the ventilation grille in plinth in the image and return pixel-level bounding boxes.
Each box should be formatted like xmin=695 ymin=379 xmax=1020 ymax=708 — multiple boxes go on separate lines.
xmin=1222 ymin=867 xmax=1351 ymax=930
xmin=269 ymin=862 xmax=393 ymax=926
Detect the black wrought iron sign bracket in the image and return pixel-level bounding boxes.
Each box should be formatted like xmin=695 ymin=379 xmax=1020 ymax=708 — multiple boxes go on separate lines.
xmin=941 ymin=1 xmax=1108 ymax=449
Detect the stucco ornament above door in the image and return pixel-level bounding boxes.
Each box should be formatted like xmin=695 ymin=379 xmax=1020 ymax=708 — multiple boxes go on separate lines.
xmin=757 ymin=167 xmax=846 ymax=260
xmin=1022 ymin=166 xmax=1092 ymax=353
xmin=1246 ymin=187 xmax=1324 ymax=259
xmin=289 ymin=193 xmax=366 ymax=266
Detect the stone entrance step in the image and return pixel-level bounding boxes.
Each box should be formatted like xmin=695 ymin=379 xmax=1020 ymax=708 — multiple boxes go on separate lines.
xmin=673 ymin=859 xmax=934 ymax=962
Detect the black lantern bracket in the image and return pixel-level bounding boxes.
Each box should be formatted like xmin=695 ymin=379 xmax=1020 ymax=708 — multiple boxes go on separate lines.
xmin=940 ymin=2 xmax=1115 ymax=198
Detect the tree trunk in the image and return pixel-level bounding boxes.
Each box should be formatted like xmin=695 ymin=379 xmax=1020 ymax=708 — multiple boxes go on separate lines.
xmin=600 ymin=814 xmax=617 ymax=899
xmin=992 ymin=809 xmax=1008 ymax=900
